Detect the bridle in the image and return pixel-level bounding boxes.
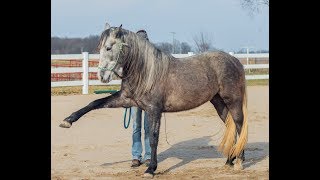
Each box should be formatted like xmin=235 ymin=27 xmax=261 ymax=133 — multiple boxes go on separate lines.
xmin=98 ymin=42 xmax=128 ymax=78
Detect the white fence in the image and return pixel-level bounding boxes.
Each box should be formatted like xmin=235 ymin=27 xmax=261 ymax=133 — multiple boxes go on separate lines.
xmin=51 ymin=52 xmax=269 ymax=94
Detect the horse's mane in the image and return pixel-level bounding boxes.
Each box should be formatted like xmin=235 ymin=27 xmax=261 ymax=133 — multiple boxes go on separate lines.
xmin=122 ymin=30 xmax=173 ymax=98
xmin=98 ymin=28 xmax=173 ymax=98
xmin=97 ymin=27 xmax=115 ymax=51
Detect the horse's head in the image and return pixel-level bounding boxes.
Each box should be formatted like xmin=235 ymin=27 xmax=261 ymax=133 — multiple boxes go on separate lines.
xmin=97 ymin=23 xmax=129 ymax=83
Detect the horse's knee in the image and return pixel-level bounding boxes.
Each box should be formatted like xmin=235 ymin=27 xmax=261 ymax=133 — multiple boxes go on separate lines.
xmin=150 ymin=131 xmax=160 ymax=144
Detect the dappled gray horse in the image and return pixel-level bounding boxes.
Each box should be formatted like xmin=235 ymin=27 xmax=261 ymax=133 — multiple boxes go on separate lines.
xmin=60 ymin=23 xmax=248 ymax=177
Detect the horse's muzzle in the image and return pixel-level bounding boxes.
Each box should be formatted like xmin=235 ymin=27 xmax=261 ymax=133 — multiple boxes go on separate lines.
xmin=99 ymin=71 xmax=112 ymax=83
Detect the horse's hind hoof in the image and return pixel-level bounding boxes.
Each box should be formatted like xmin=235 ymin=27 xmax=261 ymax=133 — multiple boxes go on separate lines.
xmin=59 ymin=121 xmax=72 ymax=128
xmin=234 ymin=163 xmax=243 ymax=171
xmin=233 ymin=159 xmax=243 ymax=171
xmin=143 ymin=173 xmax=154 ymax=178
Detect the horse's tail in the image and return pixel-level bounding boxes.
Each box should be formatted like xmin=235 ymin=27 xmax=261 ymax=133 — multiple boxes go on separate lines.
xmin=219 ymin=85 xmax=248 ymax=158
xmin=218 ymin=112 xmax=236 ymax=156
xmin=231 ymin=85 xmax=248 ymax=158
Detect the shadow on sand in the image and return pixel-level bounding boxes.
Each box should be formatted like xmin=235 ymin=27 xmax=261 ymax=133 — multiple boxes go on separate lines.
xmin=101 ymin=136 xmax=268 ymax=172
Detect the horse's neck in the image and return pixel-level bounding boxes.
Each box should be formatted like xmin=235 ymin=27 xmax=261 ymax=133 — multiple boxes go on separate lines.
xmin=125 ymin=34 xmax=173 ymax=61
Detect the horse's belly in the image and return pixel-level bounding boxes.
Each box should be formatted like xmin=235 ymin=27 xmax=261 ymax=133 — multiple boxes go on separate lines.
xmin=164 ymin=64 xmax=218 ymax=112
xmin=163 ymin=90 xmax=214 ymax=112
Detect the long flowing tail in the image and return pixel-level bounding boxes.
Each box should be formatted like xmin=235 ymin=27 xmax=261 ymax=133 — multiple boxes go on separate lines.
xmin=219 ymin=86 xmax=248 ymax=158
xmin=218 ymin=112 xmax=236 ymax=156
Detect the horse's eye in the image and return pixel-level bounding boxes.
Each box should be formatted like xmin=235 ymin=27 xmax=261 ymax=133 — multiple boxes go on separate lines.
xmin=106 ymin=46 xmax=112 ymax=51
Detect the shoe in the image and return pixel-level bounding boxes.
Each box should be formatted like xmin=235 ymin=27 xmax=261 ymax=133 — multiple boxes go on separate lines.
xmin=131 ymin=159 xmax=141 ymax=167
xmin=144 ymin=159 xmax=151 ymax=167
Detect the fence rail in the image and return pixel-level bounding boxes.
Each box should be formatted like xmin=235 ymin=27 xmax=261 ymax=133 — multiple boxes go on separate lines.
xmin=51 ymin=52 xmax=269 ymax=94
xmin=51 ymin=80 xmax=121 ymax=87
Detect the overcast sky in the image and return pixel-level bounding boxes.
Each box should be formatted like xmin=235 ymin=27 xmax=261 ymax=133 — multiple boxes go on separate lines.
xmin=51 ymin=0 xmax=269 ymax=52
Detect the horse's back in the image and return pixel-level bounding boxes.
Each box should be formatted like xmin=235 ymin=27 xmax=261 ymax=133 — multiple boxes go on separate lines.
xmin=192 ymin=51 xmax=243 ymax=73
xmin=174 ymin=51 xmax=245 ymax=86
xmin=163 ymin=51 xmax=245 ymax=112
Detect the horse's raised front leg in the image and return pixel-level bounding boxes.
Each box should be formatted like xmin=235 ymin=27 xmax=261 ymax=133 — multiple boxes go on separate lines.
xmin=59 ymin=91 xmax=132 ymax=128
xmin=143 ymin=108 xmax=162 ymax=178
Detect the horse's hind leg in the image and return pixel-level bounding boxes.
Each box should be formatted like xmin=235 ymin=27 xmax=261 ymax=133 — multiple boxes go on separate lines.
xmin=210 ymin=94 xmax=228 ymax=123
xmin=210 ymin=94 xmax=236 ymax=166
xmin=222 ymin=97 xmax=246 ymax=170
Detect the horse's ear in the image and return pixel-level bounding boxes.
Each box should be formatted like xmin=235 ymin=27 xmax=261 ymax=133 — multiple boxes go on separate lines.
xmin=105 ymin=22 xmax=111 ymax=30
xmin=114 ymin=24 xmax=123 ymax=37
xmin=136 ymin=30 xmax=149 ymax=41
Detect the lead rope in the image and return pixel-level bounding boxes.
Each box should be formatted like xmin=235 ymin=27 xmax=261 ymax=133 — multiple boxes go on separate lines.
xmin=123 ymin=107 xmax=131 ymax=129
xmin=163 ymin=113 xmax=172 ymax=146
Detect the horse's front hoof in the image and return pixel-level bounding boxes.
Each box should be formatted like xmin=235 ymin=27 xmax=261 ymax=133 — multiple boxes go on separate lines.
xmin=59 ymin=121 xmax=72 ymax=128
xmin=143 ymin=173 xmax=154 ymax=178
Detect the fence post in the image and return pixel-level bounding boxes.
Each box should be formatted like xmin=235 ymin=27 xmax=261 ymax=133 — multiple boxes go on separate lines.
xmin=82 ymin=52 xmax=89 ymax=94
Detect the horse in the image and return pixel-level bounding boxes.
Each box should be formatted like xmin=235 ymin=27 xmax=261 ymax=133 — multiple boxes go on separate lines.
xmin=59 ymin=23 xmax=248 ymax=177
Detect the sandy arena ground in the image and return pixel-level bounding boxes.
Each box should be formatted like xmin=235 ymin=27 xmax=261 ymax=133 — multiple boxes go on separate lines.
xmin=51 ymin=86 xmax=269 ymax=179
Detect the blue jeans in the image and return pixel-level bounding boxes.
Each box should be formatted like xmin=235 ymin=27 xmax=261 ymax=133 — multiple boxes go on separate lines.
xmin=131 ymin=107 xmax=151 ymax=161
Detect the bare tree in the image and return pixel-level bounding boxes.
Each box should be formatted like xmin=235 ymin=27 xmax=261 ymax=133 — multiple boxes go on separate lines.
xmin=180 ymin=42 xmax=192 ymax=54
xmin=83 ymin=35 xmax=100 ymax=53
xmin=193 ymin=32 xmax=213 ymax=53
xmin=262 ymin=0 xmax=269 ymax=6
xmin=154 ymin=42 xmax=173 ymax=54
xmin=241 ymin=0 xmax=269 ymax=15
xmin=51 ymin=35 xmax=100 ymax=54
xmin=173 ymin=39 xmax=181 ymax=54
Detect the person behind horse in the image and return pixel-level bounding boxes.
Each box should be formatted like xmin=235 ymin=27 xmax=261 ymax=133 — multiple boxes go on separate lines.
xmin=131 ymin=29 xmax=151 ymax=167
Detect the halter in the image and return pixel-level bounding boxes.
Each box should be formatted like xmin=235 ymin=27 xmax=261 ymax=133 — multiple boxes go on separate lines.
xmin=98 ymin=42 xmax=128 ymax=75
